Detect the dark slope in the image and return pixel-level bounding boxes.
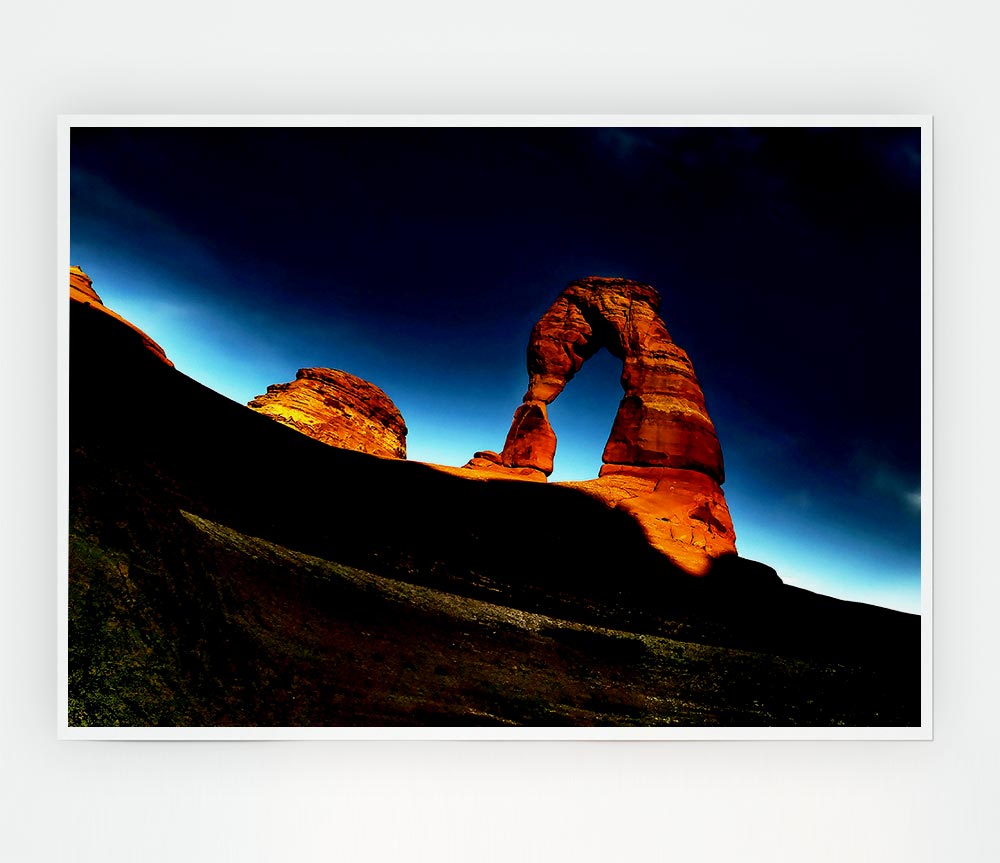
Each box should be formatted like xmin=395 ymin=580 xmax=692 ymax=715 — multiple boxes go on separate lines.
xmin=68 ymin=301 xmax=921 ymax=726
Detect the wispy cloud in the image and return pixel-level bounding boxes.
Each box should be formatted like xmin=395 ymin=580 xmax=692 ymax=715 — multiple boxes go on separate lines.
xmin=595 ymin=128 xmax=660 ymax=162
xmin=852 ymin=446 xmax=921 ymax=515
xmin=72 ymin=167 xmax=231 ymax=284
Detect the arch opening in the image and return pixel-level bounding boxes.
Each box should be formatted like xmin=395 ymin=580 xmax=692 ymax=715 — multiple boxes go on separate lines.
xmin=544 ymin=346 xmax=626 ymax=482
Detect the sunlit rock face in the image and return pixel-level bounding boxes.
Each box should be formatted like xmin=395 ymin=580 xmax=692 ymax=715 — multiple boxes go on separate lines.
xmin=560 ymin=466 xmax=736 ymax=577
xmin=70 ymin=266 xmax=102 ymax=305
xmin=69 ymin=266 xmax=174 ymax=368
xmin=248 ymin=368 xmax=408 ymax=459
xmin=475 ymin=276 xmax=736 ymax=575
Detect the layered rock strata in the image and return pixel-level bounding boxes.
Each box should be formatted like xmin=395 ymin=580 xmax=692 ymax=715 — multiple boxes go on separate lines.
xmin=249 ymin=368 xmax=407 ymax=459
xmin=472 ymin=276 xmax=736 ymax=574
xmin=69 ymin=266 xmax=174 ymax=367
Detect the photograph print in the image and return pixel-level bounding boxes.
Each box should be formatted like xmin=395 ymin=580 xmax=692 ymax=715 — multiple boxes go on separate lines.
xmin=63 ymin=118 xmax=928 ymax=735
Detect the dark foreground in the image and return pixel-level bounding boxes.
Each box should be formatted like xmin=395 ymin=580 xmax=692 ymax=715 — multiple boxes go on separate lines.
xmin=68 ymin=302 xmax=921 ymax=726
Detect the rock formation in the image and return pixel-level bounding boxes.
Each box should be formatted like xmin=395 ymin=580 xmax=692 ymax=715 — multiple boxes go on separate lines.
xmin=472 ymin=276 xmax=736 ymax=575
xmin=69 ymin=266 xmax=174 ymax=367
xmin=249 ymin=368 xmax=407 ymax=459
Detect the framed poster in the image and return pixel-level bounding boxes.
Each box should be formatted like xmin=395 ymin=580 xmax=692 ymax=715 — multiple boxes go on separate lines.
xmin=58 ymin=116 xmax=930 ymax=739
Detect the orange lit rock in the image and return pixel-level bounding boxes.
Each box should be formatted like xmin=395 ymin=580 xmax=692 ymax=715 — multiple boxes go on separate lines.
xmin=509 ymin=276 xmax=724 ymax=482
xmin=500 ymin=402 xmax=557 ymax=474
xmin=248 ymin=368 xmax=407 ymax=459
xmin=446 ymin=449 xmax=547 ymax=482
xmin=559 ymin=466 xmax=735 ymax=576
xmin=70 ymin=266 xmax=103 ymax=305
xmin=482 ymin=276 xmax=736 ymax=574
xmin=69 ymin=266 xmax=174 ymax=368
xmin=431 ymin=460 xmax=547 ymax=482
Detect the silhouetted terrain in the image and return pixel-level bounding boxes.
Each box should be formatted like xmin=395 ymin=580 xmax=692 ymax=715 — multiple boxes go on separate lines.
xmin=68 ymin=302 xmax=920 ymax=726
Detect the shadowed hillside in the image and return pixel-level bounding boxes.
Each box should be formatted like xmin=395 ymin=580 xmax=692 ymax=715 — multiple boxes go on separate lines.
xmin=68 ymin=301 xmax=920 ymax=726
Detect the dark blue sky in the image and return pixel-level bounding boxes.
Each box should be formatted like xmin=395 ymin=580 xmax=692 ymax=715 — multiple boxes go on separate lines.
xmin=69 ymin=124 xmax=923 ymax=612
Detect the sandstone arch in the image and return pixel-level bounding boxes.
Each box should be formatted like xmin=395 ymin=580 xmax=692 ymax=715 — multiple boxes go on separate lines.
xmin=498 ymin=276 xmax=724 ymax=482
xmin=467 ymin=276 xmax=737 ymax=575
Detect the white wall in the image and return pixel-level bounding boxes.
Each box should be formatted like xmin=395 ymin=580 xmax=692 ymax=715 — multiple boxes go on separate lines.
xmin=2 ymin=2 xmax=997 ymax=860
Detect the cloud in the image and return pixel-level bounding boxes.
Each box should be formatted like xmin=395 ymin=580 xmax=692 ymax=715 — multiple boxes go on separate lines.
xmin=849 ymin=445 xmax=921 ymax=516
xmin=71 ymin=167 xmax=235 ymax=289
xmin=596 ymin=128 xmax=660 ymax=162
xmin=869 ymin=461 xmax=921 ymax=514
xmin=785 ymin=490 xmax=815 ymax=510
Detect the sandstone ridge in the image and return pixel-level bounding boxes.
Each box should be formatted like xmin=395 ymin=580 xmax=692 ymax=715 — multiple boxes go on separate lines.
xmin=69 ymin=266 xmax=174 ymax=367
xmin=249 ymin=367 xmax=408 ymax=459
xmin=470 ymin=276 xmax=736 ymax=574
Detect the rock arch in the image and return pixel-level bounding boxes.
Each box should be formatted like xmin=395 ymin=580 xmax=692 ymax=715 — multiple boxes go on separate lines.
xmin=497 ymin=276 xmax=724 ymax=482
xmin=467 ymin=277 xmax=737 ymax=574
